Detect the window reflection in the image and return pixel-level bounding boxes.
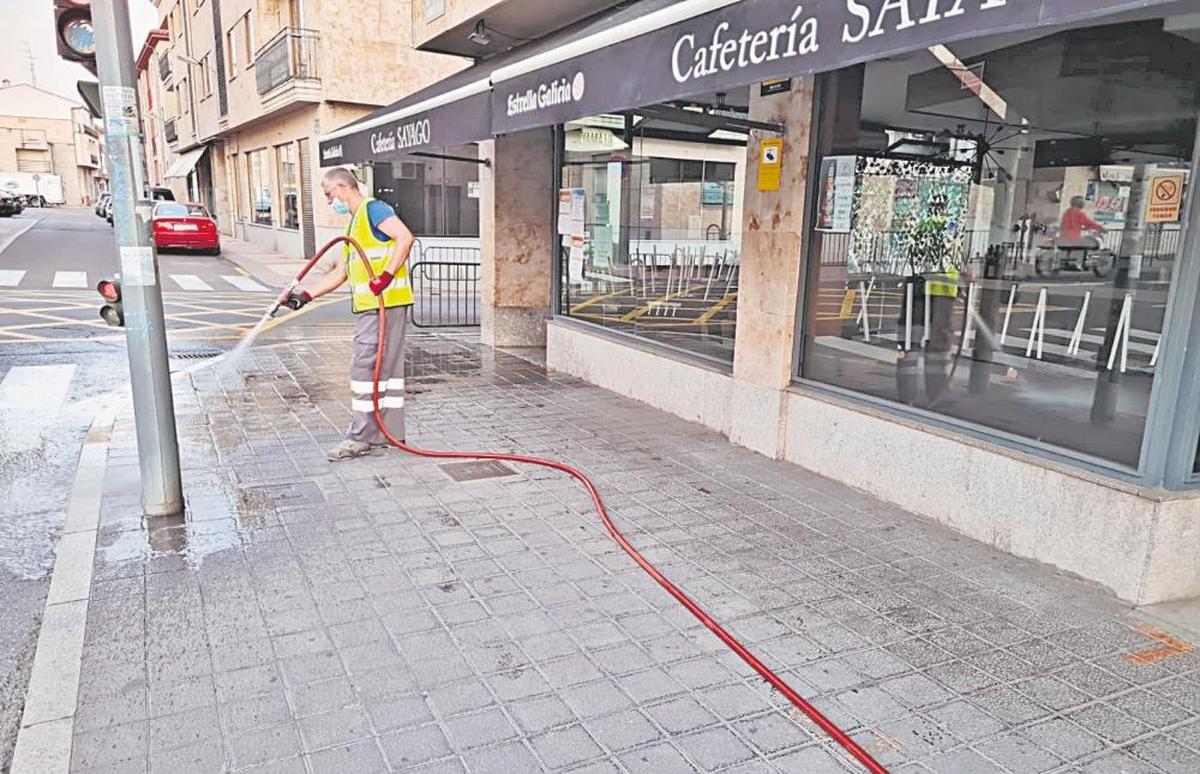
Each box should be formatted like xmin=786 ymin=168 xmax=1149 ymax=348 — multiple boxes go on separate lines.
xmin=802 ymin=20 xmax=1196 ymax=467
xmin=559 ymin=102 xmax=749 ymax=363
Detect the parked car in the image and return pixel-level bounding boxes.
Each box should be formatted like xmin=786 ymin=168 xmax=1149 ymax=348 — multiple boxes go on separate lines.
xmin=95 ymin=192 xmax=111 ymax=217
xmin=151 ymin=201 xmax=220 ymax=255
xmin=0 ymin=194 xmax=20 ymax=217
xmin=150 ymin=187 xmax=175 ymax=202
xmin=104 ymin=197 xmax=113 ymax=225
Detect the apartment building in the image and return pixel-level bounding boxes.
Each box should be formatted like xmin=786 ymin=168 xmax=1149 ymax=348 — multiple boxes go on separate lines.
xmin=135 ymin=0 xmax=464 ymax=259
xmin=0 ymin=83 xmax=107 ymax=207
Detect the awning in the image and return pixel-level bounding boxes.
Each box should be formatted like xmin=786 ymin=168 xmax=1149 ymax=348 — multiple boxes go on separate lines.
xmin=318 ymin=64 xmax=493 ymax=166
xmin=490 ymin=0 xmax=1189 ymax=134
xmin=322 ymin=0 xmax=1190 ymax=161
xmin=164 ymin=146 xmax=207 ymax=179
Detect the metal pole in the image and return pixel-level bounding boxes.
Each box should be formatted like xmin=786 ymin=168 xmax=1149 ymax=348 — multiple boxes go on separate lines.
xmin=93 ymin=0 xmax=183 ymax=516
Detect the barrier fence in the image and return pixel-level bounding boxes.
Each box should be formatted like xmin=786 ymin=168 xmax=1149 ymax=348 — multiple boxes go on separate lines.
xmin=408 ymin=261 xmax=480 ymax=328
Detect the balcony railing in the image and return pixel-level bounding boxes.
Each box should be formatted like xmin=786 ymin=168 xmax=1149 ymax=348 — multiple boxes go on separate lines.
xmin=158 ymin=51 xmax=171 ymax=82
xmin=255 ymin=28 xmax=320 ymax=96
xmin=164 ymin=118 xmax=178 ymax=144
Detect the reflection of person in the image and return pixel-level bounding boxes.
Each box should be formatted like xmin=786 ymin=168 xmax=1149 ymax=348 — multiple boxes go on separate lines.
xmin=282 ymin=168 xmax=417 ymax=461
xmin=897 ymin=192 xmax=960 ymax=404
xmin=1060 ymin=196 xmax=1104 ymax=244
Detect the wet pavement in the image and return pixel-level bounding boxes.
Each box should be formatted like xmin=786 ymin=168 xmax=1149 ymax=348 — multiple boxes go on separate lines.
xmin=67 ymin=329 xmax=1200 ymax=773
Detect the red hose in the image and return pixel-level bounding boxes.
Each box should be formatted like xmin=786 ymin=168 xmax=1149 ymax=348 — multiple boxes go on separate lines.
xmin=300 ymin=237 xmax=888 ymax=774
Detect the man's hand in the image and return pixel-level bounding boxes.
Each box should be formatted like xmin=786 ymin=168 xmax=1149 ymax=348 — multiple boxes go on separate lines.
xmin=369 ymin=271 xmax=394 ymax=296
xmin=283 ymin=290 xmax=312 ymax=310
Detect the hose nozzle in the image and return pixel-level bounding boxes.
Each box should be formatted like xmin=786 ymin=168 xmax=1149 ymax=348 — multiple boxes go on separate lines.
xmin=267 ymin=279 xmax=298 ymax=318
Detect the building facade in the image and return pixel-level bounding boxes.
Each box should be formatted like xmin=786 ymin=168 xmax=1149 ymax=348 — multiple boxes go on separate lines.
xmin=0 ymin=83 xmax=107 ymax=207
xmin=323 ymin=0 xmax=1200 ymax=606
xmin=135 ymin=0 xmax=465 ymax=259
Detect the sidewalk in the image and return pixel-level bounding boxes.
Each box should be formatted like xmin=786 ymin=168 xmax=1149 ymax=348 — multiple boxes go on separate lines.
xmin=217 ymin=238 xmax=310 ymax=287
xmin=60 ymin=331 xmax=1200 ymax=772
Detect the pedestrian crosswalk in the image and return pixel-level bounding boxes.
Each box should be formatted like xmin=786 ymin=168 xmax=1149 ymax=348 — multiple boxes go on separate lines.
xmin=52 ymin=271 xmax=88 ymax=289
xmin=0 ymin=271 xmax=276 ymax=294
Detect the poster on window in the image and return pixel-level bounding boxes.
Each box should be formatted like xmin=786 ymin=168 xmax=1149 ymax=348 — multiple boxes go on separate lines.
xmin=557 ymin=187 xmax=586 ymax=235
xmin=592 ymin=225 xmax=613 ymax=267
xmin=815 ymin=155 xmax=856 ymax=232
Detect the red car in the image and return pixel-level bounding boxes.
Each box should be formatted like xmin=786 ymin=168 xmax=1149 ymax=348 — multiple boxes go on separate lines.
xmin=152 ymin=201 xmax=220 ymax=255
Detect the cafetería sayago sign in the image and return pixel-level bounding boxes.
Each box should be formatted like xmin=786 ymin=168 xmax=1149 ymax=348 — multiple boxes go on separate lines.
xmin=491 ymin=0 xmax=1162 ymax=133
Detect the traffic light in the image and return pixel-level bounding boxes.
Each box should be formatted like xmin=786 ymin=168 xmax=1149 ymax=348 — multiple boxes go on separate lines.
xmin=97 ymin=277 xmax=123 ymax=326
xmin=54 ymin=1 xmax=96 ymax=75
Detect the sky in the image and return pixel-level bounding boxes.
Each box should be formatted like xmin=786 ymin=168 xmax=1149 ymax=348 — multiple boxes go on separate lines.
xmin=0 ymin=0 xmax=160 ymax=102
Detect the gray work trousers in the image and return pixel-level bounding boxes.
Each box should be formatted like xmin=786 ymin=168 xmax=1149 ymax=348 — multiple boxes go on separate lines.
xmin=348 ymin=306 xmax=408 ymax=444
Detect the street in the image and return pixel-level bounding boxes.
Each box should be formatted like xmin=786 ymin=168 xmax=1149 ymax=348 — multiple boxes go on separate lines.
xmin=0 ymin=207 xmax=333 ymax=770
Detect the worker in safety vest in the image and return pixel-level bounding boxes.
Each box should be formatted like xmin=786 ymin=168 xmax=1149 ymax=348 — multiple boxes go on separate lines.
xmin=281 ymin=167 xmax=416 ymax=461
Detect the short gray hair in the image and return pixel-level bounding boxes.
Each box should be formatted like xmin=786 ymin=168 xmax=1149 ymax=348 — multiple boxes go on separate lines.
xmin=323 ymin=167 xmax=360 ymax=189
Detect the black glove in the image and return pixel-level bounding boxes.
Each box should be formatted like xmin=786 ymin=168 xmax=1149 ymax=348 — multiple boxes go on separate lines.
xmin=283 ymin=290 xmax=312 ymax=310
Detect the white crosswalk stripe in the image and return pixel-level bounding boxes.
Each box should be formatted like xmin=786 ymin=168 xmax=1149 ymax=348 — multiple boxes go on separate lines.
xmin=171 ymin=274 xmax=214 ymax=291
xmin=0 ymin=364 xmax=75 ymax=454
xmin=0 ymin=269 xmax=25 ymax=287
xmin=52 ymin=271 xmax=87 ymax=289
xmin=222 ymin=274 xmax=270 ymax=292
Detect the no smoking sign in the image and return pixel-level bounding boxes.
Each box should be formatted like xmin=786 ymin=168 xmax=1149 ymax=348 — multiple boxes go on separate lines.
xmin=1147 ymin=173 xmax=1185 ymax=224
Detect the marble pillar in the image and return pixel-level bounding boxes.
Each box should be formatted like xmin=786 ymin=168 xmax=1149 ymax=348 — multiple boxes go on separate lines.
xmin=729 ymin=78 xmax=816 ymax=456
xmin=479 ymin=128 xmax=555 ymax=348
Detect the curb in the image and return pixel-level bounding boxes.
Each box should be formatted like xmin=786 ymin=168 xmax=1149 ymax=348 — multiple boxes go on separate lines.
xmin=0 ymin=212 xmax=49 ymax=256
xmin=9 ymin=408 xmax=116 ymax=774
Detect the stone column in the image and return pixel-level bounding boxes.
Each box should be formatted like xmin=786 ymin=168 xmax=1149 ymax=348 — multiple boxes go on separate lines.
xmin=728 ymin=78 xmax=817 ymax=457
xmin=479 ymin=128 xmax=555 ymax=348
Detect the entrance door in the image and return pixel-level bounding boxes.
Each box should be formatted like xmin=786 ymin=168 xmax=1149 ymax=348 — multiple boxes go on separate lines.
xmin=297 ymin=139 xmax=316 ymax=259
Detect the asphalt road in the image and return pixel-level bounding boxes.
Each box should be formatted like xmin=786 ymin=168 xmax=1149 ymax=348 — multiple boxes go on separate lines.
xmin=0 ymin=207 xmax=341 ymax=771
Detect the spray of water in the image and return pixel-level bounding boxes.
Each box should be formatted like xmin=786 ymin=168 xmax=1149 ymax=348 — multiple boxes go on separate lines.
xmin=215 ymin=282 xmax=295 ymax=377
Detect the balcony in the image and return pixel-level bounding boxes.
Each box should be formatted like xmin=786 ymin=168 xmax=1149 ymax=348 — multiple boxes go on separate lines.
xmin=254 ymin=28 xmax=320 ymax=109
xmin=164 ymin=118 xmax=178 ymax=144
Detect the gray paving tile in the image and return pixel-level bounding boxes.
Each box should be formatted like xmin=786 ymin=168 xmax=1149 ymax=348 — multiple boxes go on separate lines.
xmin=378 ymin=723 xmax=453 ymax=768
xmin=531 ymin=724 xmax=606 ymax=769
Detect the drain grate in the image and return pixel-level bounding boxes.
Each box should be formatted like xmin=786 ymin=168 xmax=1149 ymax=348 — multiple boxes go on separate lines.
xmin=439 ymin=460 xmax=519 ymax=482
xmin=240 ymin=481 xmax=324 ymax=506
xmin=172 ymin=351 xmax=223 ymax=360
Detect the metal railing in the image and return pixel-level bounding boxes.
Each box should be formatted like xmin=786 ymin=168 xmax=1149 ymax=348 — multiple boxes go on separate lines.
xmin=408 ymin=261 xmax=480 ymax=328
xmin=255 ymin=28 xmax=320 ymax=96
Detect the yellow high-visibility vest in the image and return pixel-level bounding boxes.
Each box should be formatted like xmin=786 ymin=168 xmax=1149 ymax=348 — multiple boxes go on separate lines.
xmin=925 ymin=264 xmax=960 ymax=298
xmin=345 ymin=198 xmax=413 ymax=313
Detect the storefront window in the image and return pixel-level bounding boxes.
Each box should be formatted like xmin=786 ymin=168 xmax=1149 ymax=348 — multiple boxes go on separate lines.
xmin=246 ymin=148 xmax=272 ymax=226
xmin=558 ymin=104 xmax=748 ymax=363
xmin=801 ymin=19 xmax=1198 ymax=468
xmin=277 ymin=142 xmax=299 ymax=230
xmin=371 ymin=144 xmax=481 ymax=237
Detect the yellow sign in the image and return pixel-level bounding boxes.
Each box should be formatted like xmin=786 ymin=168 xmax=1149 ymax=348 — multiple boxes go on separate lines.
xmin=838 ymin=289 xmax=857 ymax=319
xmin=758 ymin=138 xmax=783 ymax=191
xmin=1146 ymin=173 xmax=1185 ymax=223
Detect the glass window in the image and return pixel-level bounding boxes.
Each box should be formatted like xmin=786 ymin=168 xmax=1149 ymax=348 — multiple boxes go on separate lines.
xmin=199 ymin=55 xmax=212 ymax=98
xmin=246 ymin=148 xmax=271 ymax=225
xmin=277 ymin=143 xmax=299 ymax=230
xmin=557 ymin=105 xmax=748 ymax=363
xmin=801 ymin=19 xmax=1197 ymax=469
xmin=372 ymin=144 xmax=481 ymax=237
xmin=226 ymin=26 xmax=239 ymax=76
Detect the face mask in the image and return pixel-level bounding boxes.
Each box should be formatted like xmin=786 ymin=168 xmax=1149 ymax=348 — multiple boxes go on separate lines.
xmin=331 ymin=198 xmax=350 ymax=215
